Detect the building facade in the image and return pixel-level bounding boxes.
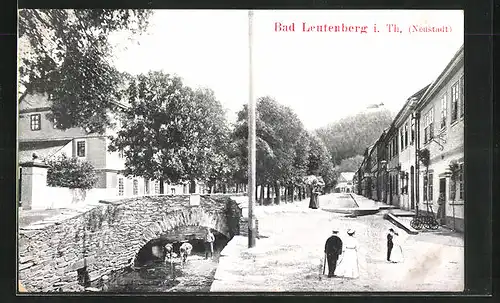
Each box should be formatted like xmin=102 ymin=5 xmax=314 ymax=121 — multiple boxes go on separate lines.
xmin=414 ymin=45 xmax=464 ymax=231
xmin=354 ymin=44 xmax=464 ymax=232
xmin=335 ymin=172 xmax=355 ymax=193
xmin=18 ymin=93 xmax=200 ymax=206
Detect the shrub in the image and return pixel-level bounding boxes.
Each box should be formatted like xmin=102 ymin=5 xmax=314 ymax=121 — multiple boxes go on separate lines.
xmin=46 ymin=154 xmax=98 ymax=189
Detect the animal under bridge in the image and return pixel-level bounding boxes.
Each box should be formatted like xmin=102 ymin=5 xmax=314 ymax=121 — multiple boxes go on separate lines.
xmin=18 ymin=194 xmax=244 ymax=292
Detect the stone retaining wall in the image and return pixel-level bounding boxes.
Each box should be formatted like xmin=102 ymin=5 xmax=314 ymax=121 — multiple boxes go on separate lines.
xmin=18 ymin=195 xmax=241 ymax=292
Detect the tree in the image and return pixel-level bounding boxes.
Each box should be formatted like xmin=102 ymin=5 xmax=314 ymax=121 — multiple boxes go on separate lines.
xmin=109 ymin=71 xmax=228 ymax=193
xmin=336 ymin=155 xmax=364 ymax=173
xmin=233 ymin=96 xmax=310 ymax=204
xmin=307 ymin=132 xmax=336 ymax=192
xmin=18 ymin=9 xmax=152 ymax=134
xmin=46 ymin=154 xmax=98 ymax=189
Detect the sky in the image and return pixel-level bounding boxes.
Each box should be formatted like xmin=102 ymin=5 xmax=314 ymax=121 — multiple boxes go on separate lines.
xmin=109 ymin=10 xmax=464 ymax=130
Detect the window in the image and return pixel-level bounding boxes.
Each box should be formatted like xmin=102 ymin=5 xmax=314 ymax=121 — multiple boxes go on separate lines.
xmin=118 ymin=178 xmax=124 ymax=196
xmin=171 ymin=188 xmax=176 ymax=195
xmin=388 ymin=142 xmax=392 ymax=160
xmin=459 ymin=75 xmax=464 ymax=117
xmin=404 ymin=123 xmax=408 ymax=148
xmin=423 ymin=175 xmax=428 ymax=201
xmin=424 ymin=108 xmax=434 ymax=144
xmin=458 ymin=163 xmax=464 ymax=200
xmin=145 ymin=180 xmax=150 ymax=195
xmin=133 ymin=179 xmax=138 ymax=195
xmin=30 ymin=114 xmax=41 ymax=131
xmin=440 ymin=94 xmax=447 ymax=129
xmin=451 ymin=81 xmax=459 ymax=122
xmin=405 ymin=173 xmax=409 ymax=194
xmin=76 ymin=140 xmax=86 ymax=157
xmin=154 ymin=181 xmax=160 ymax=194
xmin=411 ymin=119 xmax=415 ymax=145
xmin=400 ymin=128 xmax=404 ymax=151
xmin=428 ymin=173 xmax=434 ymax=201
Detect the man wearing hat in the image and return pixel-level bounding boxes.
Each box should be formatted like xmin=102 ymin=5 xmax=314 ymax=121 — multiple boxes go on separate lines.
xmin=324 ymin=228 xmax=343 ymax=278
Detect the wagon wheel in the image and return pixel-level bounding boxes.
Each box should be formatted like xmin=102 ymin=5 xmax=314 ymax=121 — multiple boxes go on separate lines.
xmin=430 ymin=218 xmax=439 ymax=230
xmin=410 ymin=217 xmax=422 ymax=230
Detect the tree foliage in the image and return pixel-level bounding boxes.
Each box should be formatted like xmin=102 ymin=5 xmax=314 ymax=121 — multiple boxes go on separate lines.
xmin=316 ymin=109 xmax=394 ymax=166
xmin=233 ymin=97 xmax=310 ymax=187
xmin=18 ymin=9 xmax=152 ymax=134
xmin=46 ymin=154 xmax=98 ymax=189
xmin=336 ymin=155 xmax=364 ymax=173
xmin=109 ymin=71 xmax=229 ymax=186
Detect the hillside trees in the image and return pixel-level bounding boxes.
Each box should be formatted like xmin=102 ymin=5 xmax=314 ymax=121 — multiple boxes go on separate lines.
xmin=316 ymin=109 xmax=393 ymax=167
xmin=18 ymin=9 xmax=152 ymax=134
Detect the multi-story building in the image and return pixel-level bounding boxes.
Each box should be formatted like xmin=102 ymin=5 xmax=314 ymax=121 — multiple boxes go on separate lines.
xmin=354 ymin=44 xmax=464 ymax=232
xmin=414 ymin=45 xmax=464 ymax=231
xmin=18 ymin=93 xmax=194 ymax=204
xmin=375 ymin=130 xmax=388 ymax=203
xmin=384 ymin=124 xmax=400 ymax=207
xmin=392 ymin=85 xmax=430 ymax=211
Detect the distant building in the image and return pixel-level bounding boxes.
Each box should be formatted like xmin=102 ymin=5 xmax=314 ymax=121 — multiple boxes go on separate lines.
xmin=18 ymin=93 xmax=201 ymax=208
xmin=335 ymin=172 xmax=355 ymax=193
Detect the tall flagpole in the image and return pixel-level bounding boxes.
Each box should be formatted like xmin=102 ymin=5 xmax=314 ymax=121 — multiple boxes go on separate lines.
xmin=247 ymin=10 xmax=256 ymax=248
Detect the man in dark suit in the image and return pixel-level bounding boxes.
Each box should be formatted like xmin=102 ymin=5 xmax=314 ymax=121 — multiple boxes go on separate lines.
xmin=324 ymin=229 xmax=343 ymax=277
xmin=387 ymin=228 xmax=395 ymax=262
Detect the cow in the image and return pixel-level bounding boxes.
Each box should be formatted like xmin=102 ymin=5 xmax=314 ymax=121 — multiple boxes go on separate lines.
xmin=163 ymin=243 xmax=174 ymax=265
xmin=179 ymin=242 xmax=193 ymax=266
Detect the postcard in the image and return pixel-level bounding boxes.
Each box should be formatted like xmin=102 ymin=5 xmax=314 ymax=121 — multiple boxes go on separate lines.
xmin=17 ymin=9 xmax=464 ymax=293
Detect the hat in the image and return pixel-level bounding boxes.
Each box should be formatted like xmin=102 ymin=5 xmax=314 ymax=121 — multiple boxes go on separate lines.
xmin=332 ymin=228 xmax=339 ymax=233
xmin=389 ymin=228 xmax=395 ymax=232
xmin=347 ymin=229 xmax=355 ymax=235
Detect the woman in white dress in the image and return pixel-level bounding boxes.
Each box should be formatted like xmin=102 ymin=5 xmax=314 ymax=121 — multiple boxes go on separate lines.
xmin=390 ymin=230 xmax=405 ymax=263
xmin=335 ymin=229 xmax=359 ymax=279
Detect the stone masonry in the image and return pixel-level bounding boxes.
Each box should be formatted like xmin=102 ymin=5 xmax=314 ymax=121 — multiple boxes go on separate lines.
xmin=18 ymin=194 xmax=242 ymax=292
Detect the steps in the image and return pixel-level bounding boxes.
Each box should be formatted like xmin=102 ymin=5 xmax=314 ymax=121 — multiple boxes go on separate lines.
xmin=383 ymin=213 xmax=419 ymax=235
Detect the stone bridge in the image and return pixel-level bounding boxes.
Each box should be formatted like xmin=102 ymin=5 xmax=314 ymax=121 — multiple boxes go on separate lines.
xmin=18 ymin=194 xmax=246 ymax=292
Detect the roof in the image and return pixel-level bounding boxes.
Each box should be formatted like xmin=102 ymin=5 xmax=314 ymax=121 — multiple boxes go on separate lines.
xmin=339 ymin=172 xmax=355 ymax=182
xmin=417 ymin=44 xmax=464 ymax=111
xmin=19 ymin=140 xmax=71 ymax=162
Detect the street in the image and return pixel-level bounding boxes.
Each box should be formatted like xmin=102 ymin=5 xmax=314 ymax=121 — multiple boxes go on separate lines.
xmin=211 ymin=193 xmax=464 ymax=292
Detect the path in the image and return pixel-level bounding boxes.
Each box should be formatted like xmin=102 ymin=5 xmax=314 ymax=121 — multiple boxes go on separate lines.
xmin=211 ymin=193 xmax=464 ymax=292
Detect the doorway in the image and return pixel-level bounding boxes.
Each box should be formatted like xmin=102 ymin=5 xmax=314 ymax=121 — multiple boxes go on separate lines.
xmin=389 ymin=175 xmax=393 ymax=205
xmin=438 ymin=178 xmax=447 ymax=225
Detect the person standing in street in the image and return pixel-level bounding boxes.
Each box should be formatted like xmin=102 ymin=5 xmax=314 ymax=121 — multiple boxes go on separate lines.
xmin=324 ymin=228 xmax=343 ymax=278
xmin=204 ymin=228 xmax=215 ymax=259
xmin=335 ymin=229 xmax=359 ymax=279
xmin=387 ymin=228 xmax=395 ymax=262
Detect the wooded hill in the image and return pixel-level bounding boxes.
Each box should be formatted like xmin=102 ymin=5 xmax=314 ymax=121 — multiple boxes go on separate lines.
xmin=316 ymin=108 xmax=395 ymax=173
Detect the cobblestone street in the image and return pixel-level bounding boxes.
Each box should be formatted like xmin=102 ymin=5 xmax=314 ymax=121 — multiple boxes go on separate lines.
xmin=211 ymin=193 xmax=464 ymax=292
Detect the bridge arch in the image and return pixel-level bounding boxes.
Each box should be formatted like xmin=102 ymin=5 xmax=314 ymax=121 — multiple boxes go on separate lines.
xmin=18 ymin=194 xmax=242 ymax=292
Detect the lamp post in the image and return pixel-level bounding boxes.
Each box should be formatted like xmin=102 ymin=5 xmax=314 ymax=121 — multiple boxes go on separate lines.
xmin=247 ymin=10 xmax=256 ymax=248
